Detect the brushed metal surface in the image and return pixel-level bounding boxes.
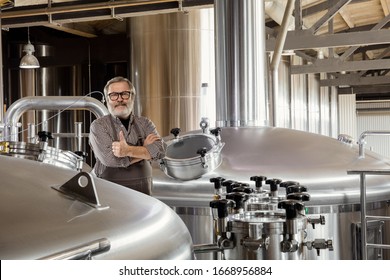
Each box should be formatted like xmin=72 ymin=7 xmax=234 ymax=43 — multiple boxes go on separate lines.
xmin=153 ymin=127 xmax=390 ymax=207
xmin=152 ymin=126 xmax=390 ymax=260
xmin=0 ymin=155 xmax=194 ymax=260
xmin=129 ymin=9 xmax=215 ymax=136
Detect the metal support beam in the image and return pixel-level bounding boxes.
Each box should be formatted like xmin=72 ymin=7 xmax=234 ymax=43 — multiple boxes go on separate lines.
xmin=266 ymin=29 xmax=390 ymax=52
xmin=320 ymin=74 xmax=390 ymax=87
xmin=291 ymin=58 xmax=390 ymax=74
xmin=309 ymin=0 xmax=352 ymax=34
xmin=340 ymin=13 xmax=390 ymax=61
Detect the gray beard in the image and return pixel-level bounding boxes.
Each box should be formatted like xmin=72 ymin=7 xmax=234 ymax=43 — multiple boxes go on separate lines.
xmin=108 ymin=102 xmax=134 ymax=118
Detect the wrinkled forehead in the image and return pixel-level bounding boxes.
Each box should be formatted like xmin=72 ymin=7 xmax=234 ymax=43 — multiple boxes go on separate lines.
xmin=108 ymin=81 xmax=131 ymax=93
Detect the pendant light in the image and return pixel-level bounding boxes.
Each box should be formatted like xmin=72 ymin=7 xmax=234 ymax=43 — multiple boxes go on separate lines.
xmin=19 ymin=27 xmax=40 ymax=69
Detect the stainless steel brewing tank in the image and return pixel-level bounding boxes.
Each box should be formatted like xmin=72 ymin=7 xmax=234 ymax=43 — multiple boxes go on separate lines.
xmin=152 ymin=126 xmax=390 ymax=260
xmin=0 ymin=141 xmax=85 ymax=171
xmin=0 ymin=155 xmax=194 ymax=260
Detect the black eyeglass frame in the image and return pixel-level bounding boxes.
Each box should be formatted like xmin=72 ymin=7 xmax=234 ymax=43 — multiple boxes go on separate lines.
xmin=107 ymin=90 xmax=134 ymax=101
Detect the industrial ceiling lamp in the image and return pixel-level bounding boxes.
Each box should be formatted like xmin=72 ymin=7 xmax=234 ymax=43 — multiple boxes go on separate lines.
xmin=19 ymin=27 xmax=40 ymax=69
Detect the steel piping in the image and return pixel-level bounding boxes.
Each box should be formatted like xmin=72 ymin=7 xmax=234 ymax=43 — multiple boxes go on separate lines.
xmin=2 ymin=96 xmax=108 ymax=141
xmin=358 ymin=130 xmax=390 ymax=158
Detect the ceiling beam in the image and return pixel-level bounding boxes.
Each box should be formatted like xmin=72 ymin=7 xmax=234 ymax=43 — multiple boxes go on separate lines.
xmin=43 ymin=23 xmax=98 ymax=38
xmin=0 ymin=0 xmax=214 ymax=28
xmin=291 ymin=58 xmax=390 ymax=74
xmin=338 ymin=84 xmax=390 ymax=94
xmin=340 ymin=13 xmax=390 ymax=61
xmin=380 ymin=0 xmax=390 ymax=16
xmin=320 ymin=74 xmax=390 ymax=87
xmin=266 ymin=29 xmax=390 ymax=51
xmin=309 ymin=0 xmax=352 ymax=34
xmin=338 ymin=6 xmax=355 ymax=28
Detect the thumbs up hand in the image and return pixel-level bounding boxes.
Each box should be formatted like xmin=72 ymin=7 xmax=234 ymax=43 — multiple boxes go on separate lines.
xmin=118 ymin=130 xmax=126 ymax=142
xmin=112 ymin=130 xmax=129 ymax=157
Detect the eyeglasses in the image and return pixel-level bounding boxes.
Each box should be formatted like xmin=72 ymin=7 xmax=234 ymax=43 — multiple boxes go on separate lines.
xmin=107 ymin=91 xmax=134 ymax=101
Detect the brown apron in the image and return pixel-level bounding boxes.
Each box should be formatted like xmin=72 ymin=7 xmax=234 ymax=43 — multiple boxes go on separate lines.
xmin=99 ymin=117 xmax=153 ymax=195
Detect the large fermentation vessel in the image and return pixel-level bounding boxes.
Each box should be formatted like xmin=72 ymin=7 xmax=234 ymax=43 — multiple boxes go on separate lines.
xmin=152 ymin=126 xmax=390 ymax=260
xmin=0 ymin=155 xmax=194 ymax=260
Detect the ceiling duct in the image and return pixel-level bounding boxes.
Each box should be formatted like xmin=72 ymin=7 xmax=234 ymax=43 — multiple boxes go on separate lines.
xmin=214 ymin=0 xmax=268 ymax=127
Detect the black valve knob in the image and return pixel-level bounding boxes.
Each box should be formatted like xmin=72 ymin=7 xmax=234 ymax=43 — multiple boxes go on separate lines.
xmin=229 ymin=182 xmax=248 ymax=193
xmin=232 ymin=186 xmax=254 ymax=194
xmin=279 ymin=181 xmax=300 ymax=189
xmin=210 ymin=177 xmax=225 ymax=191
xmin=250 ymin=176 xmax=267 ymax=189
xmin=38 ymin=131 xmax=53 ymax=142
xmin=222 ymin=180 xmax=238 ymax=193
xmin=287 ymin=192 xmax=310 ymax=202
xmin=74 ymin=151 xmax=88 ymax=159
xmin=266 ymin=178 xmax=282 ymax=192
xmin=286 ymin=185 xmax=308 ymax=194
xmin=170 ymin=128 xmax=181 ymax=137
xmin=210 ymin=127 xmax=222 ymax=137
xmin=210 ymin=199 xmax=235 ymax=219
xmin=197 ymin=147 xmax=208 ymax=157
xmin=278 ymin=200 xmax=305 ymax=219
xmin=226 ymin=192 xmax=249 ymax=210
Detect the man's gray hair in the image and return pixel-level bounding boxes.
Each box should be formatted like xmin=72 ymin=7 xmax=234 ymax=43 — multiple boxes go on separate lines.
xmin=103 ymin=76 xmax=136 ymax=96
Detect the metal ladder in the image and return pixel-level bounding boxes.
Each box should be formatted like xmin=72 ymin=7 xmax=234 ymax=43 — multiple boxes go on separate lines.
xmin=347 ymin=169 xmax=390 ymax=259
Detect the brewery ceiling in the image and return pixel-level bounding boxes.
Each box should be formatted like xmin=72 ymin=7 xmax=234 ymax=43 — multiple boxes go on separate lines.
xmin=1 ymin=0 xmax=390 ymax=100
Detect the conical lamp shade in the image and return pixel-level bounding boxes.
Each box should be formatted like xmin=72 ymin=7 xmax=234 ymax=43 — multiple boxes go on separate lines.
xmin=19 ymin=42 xmax=40 ymax=69
xmin=19 ymin=53 xmax=40 ymax=69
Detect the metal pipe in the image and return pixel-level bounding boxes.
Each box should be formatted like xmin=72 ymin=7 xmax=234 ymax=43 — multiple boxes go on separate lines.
xmin=359 ymin=172 xmax=367 ymax=260
xmin=74 ymin=122 xmax=83 ymax=152
xmin=358 ymin=130 xmax=390 ymax=158
xmin=0 ymin=10 xmax=4 ymax=123
xmin=270 ymin=0 xmax=294 ymax=70
xmin=214 ymin=0 xmax=267 ymax=127
xmin=27 ymin=123 xmax=36 ymax=143
xmin=269 ymin=0 xmax=294 ymax=127
xmin=2 ymin=96 xmax=108 ymax=141
xmin=39 ymin=238 xmax=111 ymax=260
xmin=193 ymin=243 xmax=223 ymax=254
xmin=347 ymin=169 xmax=390 ymax=259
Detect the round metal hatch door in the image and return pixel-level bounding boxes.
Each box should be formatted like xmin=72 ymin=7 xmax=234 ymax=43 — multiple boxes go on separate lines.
xmin=161 ymin=133 xmax=224 ymax=180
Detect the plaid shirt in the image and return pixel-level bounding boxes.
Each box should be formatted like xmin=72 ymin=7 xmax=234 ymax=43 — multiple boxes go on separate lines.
xmin=89 ymin=114 xmax=165 ymax=176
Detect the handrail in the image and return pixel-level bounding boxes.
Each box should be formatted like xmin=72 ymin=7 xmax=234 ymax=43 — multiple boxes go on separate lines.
xmin=2 ymin=96 xmax=108 ymax=142
xmin=39 ymin=238 xmax=111 ymax=260
xmin=358 ymin=130 xmax=390 ymax=158
xmin=347 ymin=169 xmax=390 ymax=259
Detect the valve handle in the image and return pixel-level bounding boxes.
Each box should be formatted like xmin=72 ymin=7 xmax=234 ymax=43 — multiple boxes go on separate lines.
xmin=210 ymin=177 xmax=225 ymax=190
xmin=210 ymin=127 xmax=222 ymax=137
xmin=308 ymin=215 xmax=326 ymax=229
xmin=170 ymin=128 xmax=181 ymax=138
xmin=38 ymin=131 xmax=53 ymax=142
xmin=210 ymin=199 xmax=235 ymax=219
xmin=286 ymin=185 xmax=308 ymax=194
xmin=74 ymin=151 xmax=88 ymax=159
xmin=286 ymin=192 xmax=310 ymax=202
xmin=278 ymin=200 xmax=305 ymax=219
xmin=279 ymin=181 xmax=300 ymax=189
xmin=266 ymin=178 xmax=282 ymax=192
xmin=222 ymin=180 xmax=238 ymax=193
xmin=197 ymin=147 xmax=208 ymax=157
xmin=226 ymin=192 xmax=249 ymax=210
xmin=250 ymin=176 xmax=267 ymax=189
xmin=232 ymin=186 xmax=254 ymax=194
